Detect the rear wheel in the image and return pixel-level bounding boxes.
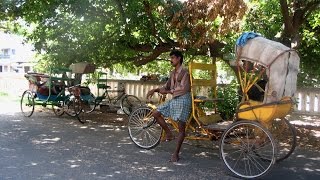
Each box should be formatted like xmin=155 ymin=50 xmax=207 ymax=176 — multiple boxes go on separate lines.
xmin=121 ymin=95 xmax=142 ymax=115
xmin=128 ymin=107 xmax=162 ymax=149
xmin=270 ymin=118 xmax=296 ymax=162
xmin=219 ymin=120 xmax=275 ymax=179
xmin=20 ymin=90 xmax=35 ymax=117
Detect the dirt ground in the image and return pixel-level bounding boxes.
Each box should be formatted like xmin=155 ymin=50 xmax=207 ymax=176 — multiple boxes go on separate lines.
xmin=78 ymin=109 xmax=320 ymax=152
xmin=13 ymin=98 xmax=320 ymax=153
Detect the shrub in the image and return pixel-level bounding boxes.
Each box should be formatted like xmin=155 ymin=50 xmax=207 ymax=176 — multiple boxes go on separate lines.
xmin=216 ymin=80 xmax=239 ymax=120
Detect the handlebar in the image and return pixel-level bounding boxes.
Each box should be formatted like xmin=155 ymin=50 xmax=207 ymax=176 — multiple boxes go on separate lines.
xmin=147 ymin=92 xmax=167 ymax=105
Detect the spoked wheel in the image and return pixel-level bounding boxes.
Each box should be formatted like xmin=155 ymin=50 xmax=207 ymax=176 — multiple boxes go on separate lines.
xmin=64 ymin=96 xmax=82 ymax=117
xmin=269 ymin=118 xmax=296 ymax=162
xmin=121 ymin=95 xmax=142 ymax=115
xmin=81 ymin=93 xmax=96 ymax=113
xmin=72 ymin=98 xmax=86 ymax=124
xmin=128 ymin=107 xmax=162 ymax=149
xmin=20 ymin=90 xmax=35 ymax=117
xmin=52 ymin=100 xmax=65 ymax=116
xmin=219 ymin=120 xmax=275 ymax=179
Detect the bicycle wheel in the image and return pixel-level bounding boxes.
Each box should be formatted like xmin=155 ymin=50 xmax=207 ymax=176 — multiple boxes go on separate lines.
xmin=128 ymin=107 xmax=162 ymax=149
xmin=81 ymin=93 xmax=96 ymax=113
xmin=64 ymin=96 xmax=81 ymax=117
xmin=20 ymin=90 xmax=35 ymax=117
xmin=270 ymin=118 xmax=296 ymax=162
xmin=121 ymin=95 xmax=142 ymax=115
xmin=52 ymin=100 xmax=65 ymax=116
xmin=219 ymin=120 xmax=275 ymax=179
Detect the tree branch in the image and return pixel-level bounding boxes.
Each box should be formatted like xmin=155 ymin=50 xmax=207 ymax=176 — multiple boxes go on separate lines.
xmin=133 ymin=43 xmax=172 ymax=66
xmin=302 ymin=2 xmax=320 ymax=21
xmin=143 ymin=0 xmax=162 ymax=43
xmin=292 ymin=1 xmax=320 ymax=31
xmin=280 ymin=0 xmax=293 ymax=34
xmin=113 ymin=0 xmax=130 ymax=35
xmin=128 ymin=43 xmax=154 ymax=52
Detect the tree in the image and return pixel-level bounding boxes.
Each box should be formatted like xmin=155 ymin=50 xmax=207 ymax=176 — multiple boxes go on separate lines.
xmin=244 ymin=0 xmax=320 ymax=87
xmin=1 ymin=0 xmax=247 ymax=69
xmin=279 ymin=0 xmax=320 ymax=48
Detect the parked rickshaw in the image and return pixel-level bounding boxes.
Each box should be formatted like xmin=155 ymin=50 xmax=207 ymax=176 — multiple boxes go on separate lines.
xmin=21 ymin=62 xmax=96 ymax=123
xmin=21 ymin=67 xmax=72 ymax=117
xmin=127 ymin=36 xmax=299 ymax=179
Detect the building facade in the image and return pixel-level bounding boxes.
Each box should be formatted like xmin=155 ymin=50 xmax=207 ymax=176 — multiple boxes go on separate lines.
xmin=0 ymin=32 xmax=35 ymax=73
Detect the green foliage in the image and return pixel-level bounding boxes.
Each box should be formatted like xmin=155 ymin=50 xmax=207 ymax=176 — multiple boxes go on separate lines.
xmin=297 ymin=11 xmax=320 ymax=87
xmin=1 ymin=0 xmax=247 ymax=69
xmin=216 ymin=80 xmax=239 ymax=120
xmin=244 ymin=0 xmax=320 ymax=87
xmin=1 ymin=0 xmax=320 ymax=89
xmin=243 ymin=0 xmax=283 ymax=39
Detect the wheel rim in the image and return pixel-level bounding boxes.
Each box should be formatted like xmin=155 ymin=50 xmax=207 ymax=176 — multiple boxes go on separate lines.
xmin=20 ymin=91 xmax=34 ymax=117
xmin=52 ymin=101 xmax=64 ymax=116
xmin=82 ymin=93 xmax=96 ymax=113
xmin=220 ymin=121 xmax=275 ymax=179
xmin=64 ymin=96 xmax=80 ymax=117
xmin=270 ymin=118 xmax=296 ymax=162
xmin=122 ymin=95 xmax=142 ymax=115
xmin=128 ymin=107 xmax=162 ymax=149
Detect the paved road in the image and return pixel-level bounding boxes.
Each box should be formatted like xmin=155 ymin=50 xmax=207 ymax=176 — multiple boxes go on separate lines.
xmin=0 ymin=102 xmax=319 ymax=180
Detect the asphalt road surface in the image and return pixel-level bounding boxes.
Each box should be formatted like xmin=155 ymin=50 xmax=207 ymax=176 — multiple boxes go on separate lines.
xmin=0 ymin=102 xmax=319 ymax=180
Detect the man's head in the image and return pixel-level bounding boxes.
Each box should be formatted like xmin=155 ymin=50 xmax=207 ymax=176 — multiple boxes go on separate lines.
xmin=170 ymin=50 xmax=183 ymax=65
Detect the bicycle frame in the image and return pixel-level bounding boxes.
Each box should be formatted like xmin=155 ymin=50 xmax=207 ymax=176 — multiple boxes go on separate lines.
xmin=97 ymin=88 xmax=127 ymax=106
xmin=146 ymin=93 xmax=213 ymax=141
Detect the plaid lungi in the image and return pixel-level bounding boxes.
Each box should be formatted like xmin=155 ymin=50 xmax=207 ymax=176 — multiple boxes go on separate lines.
xmin=157 ymin=92 xmax=192 ymax=122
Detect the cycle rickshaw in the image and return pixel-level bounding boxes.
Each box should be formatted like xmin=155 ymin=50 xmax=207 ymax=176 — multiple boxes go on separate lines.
xmin=21 ymin=67 xmax=73 ymax=117
xmin=20 ymin=62 xmax=96 ymax=123
xmin=127 ymin=36 xmax=300 ymax=179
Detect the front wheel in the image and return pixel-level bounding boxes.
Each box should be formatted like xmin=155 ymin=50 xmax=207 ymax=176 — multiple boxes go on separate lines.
xmin=128 ymin=107 xmax=162 ymax=149
xmin=20 ymin=90 xmax=35 ymax=117
xmin=64 ymin=96 xmax=81 ymax=117
xmin=81 ymin=93 xmax=96 ymax=113
xmin=52 ymin=100 xmax=65 ymax=116
xmin=121 ymin=95 xmax=142 ymax=115
xmin=219 ymin=120 xmax=275 ymax=179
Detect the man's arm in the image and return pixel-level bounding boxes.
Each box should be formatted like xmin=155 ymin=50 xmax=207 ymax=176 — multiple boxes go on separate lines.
xmin=147 ymin=76 xmax=172 ymax=99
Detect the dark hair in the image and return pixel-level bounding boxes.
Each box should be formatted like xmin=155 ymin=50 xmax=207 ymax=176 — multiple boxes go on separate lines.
xmin=170 ymin=50 xmax=183 ymax=64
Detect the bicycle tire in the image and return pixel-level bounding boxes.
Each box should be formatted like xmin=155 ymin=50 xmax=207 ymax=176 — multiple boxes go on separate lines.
xmin=219 ymin=120 xmax=275 ymax=179
xmin=20 ymin=90 xmax=35 ymax=117
xmin=128 ymin=107 xmax=162 ymax=149
xmin=121 ymin=95 xmax=142 ymax=115
xmin=64 ymin=96 xmax=81 ymax=117
xmin=82 ymin=92 xmax=96 ymax=113
xmin=52 ymin=100 xmax=65 ymax=116
xmin=270 ymin=118 xmax=297 ymax=162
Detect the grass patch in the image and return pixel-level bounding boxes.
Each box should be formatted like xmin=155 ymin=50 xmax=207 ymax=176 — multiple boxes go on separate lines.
xmin=0 ymin=91 xmax=20 ymax=102
xmin=0 ymin=92 xmax=9 ymax=96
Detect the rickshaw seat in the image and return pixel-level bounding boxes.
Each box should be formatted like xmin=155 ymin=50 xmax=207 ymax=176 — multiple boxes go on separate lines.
xmin=189 ymin=62 xmax=222 ymax=125
xmin=237 ymin=96 xmax=293 ymax=123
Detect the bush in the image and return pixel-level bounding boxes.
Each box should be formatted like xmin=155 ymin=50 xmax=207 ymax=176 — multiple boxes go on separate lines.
xmin=216 ymin=80 xmax=239 ymax=120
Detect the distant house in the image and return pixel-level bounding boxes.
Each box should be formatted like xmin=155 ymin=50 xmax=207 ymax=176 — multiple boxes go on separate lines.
xmin=0 ymin=32 xmax=36 ymax=73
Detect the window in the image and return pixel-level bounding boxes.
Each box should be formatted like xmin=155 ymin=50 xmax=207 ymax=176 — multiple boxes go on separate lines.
xmin=24 ymin=66 xmax=30 ymax=73
xmin=12 ymin=49 xmax=15 ymax=55
xmin=3 ymin=49 xmax=9 ymax=55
